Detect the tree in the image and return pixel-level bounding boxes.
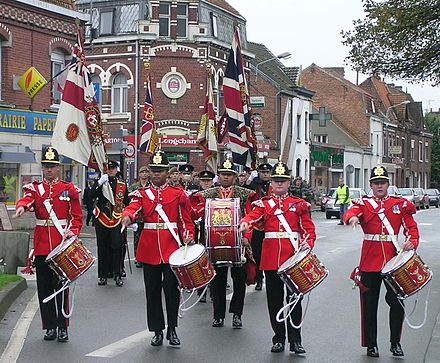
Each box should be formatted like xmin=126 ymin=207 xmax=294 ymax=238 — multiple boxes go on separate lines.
xmin=341 ymin=0 xmax=440 ymax=85
xmin=425 ymin=113 xmax=440 ymax=187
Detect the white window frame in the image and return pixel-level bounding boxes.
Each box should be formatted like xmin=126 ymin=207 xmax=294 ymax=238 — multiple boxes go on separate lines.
xmin=51 ymin=49 xmax=67 ymax=106
xmin=425 ymin=142 xmax=429 ymax=162
xmin=296 ymin=114 xmax=301 ymax=141
xmin=210 ymin=12 xmax=218 ymax=37
xmin=418 ymin=141 xmax=423 ymax=162
xmin=411 ymin=139 xmax=415 ymax=161
xmin=159 ymin=2 xmax=170 ymax=37
xmin=304 ymin=111 xmax=308 ymax=141
xmin=100 ymin=9 xmax=114 ymax=35
xmin=111 ymin=73 xmax=128 ymax=114
xmin=176 ymin=3 xmax=188 ymax=38
xmin=313 ymin=135 xmax=328 ymax=143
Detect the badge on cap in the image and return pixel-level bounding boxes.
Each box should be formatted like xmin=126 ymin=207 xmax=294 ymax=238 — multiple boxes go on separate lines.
xmin=223 ymin=159 xmax=232 ymax=169
xmin=152 ymin=152 xmax=162 ymax=165
xmin=275 ymin=163 xmax=286 ymax=176
xmin=374 ymin=166 xmax=385 ymax=177
xmin=45 ymin=147 xmax=56 ymax=161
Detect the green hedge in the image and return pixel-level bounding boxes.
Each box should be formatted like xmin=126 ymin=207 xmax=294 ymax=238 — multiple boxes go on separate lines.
xmin=0 ymin=274 xmax=22 ymax=291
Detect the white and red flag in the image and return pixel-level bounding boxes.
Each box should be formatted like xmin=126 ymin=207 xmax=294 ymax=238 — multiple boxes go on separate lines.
xmin=139 ymin=75 xmax=158 ymax=154
xmin=52 ymin=29 xmax=114 ymax=204
xmin=197 ymin=76 xmax=218 ymax=172
xmin=223 ymin=28 xmax=257 ymax=168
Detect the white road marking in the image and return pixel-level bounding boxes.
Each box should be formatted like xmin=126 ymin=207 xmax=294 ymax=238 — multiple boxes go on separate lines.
xmin=327 ymin=248 xmax=343 ymax=253
xmin=316 ymin=235 xmax=326 ymax=240
xmin=419 ymin=223 xmax=432 ymax=226
xmin=0 ymin=292 xmax=39 ymax=363
xmin=85 ymin=330 xmax=147 ymax=358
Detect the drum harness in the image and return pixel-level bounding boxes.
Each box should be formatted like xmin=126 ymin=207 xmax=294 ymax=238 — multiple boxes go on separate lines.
xmin=145 ymin=188 xmax=208 ymax=315
xmin=364 ymin=198 xmax=431 ymax=329
xmin=267 ymin=198 xmax=312 ymax=329
xmin=37 ymin=183 xmax=78 ymax=319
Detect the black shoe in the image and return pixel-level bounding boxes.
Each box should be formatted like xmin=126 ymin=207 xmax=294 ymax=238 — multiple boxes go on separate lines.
xmin=115 ymin=276 xmax=123 ymax=287
xmin=255 ymin=282 xmax=262 ymax=291
xmin=212 ymin=318 xmax=224 ymax=327
xmin=290 ymin=341 xmax=306 ymax=354
xmin=390 ymin=342 xmax=404 ymax=357
xmin=232 ymin=314 xmax=242 ymax=328
xmin=57 ymin=328 xmax=68 ymax=342
xmin=120 ymin=270 xmax=126 ymax=278
xmin=151 ymin=331 xmax=163 ymax=346
xmin=135 ymin=261 xmax=142 ymax=268
xmin=271 ymin=342 xmax=285 ymax=353
xmin=338 ymin=222 xmax=344 ymax=225
xmin=367 ymin=346 xmax=379 ymax=357
xmin=98 ymin=278 xmax=107 ymax=286
xmin=43 ymin=329 xmax=57 ymax=341
xmin=166 ymin=328 xmax=181 ymax=346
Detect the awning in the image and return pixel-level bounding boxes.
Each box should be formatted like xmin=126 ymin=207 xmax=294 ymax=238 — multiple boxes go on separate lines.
xmin=0 ymin=145 xmax=36 ymax=163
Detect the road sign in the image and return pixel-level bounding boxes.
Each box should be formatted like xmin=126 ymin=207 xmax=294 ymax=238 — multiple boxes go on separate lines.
xmin=124 ymin=143 xmax=135 ymax=158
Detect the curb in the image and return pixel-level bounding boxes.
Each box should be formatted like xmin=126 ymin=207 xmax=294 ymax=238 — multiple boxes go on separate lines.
xmin=0 ymin=278 xmax=27 ymax=320
xmin=425 ymin=311 xmax=440 ymax=363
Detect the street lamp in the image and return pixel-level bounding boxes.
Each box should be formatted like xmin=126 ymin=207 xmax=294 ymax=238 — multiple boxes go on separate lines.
xmin=385 ymin=100 xmax=410 ymax=119
xmin=255 ymin=52 xmax=292 ymax=81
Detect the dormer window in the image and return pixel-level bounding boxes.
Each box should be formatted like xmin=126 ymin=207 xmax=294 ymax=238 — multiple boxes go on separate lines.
xmin=100 ymin=9 xmax=114 ymax=35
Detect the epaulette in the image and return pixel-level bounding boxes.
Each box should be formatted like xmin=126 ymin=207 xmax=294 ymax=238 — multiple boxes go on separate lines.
xmin=351 ymin=198 xmax=365 ymax=206
xmin=23 ymin=183 xmax=36 ymax=192
xmin=252 ymin=199 xmax=264 ymax=208
xmin=74 ymin=186 xmax=82 ymax=193
xmin=129 ymin=189 xmax=143 ymax=198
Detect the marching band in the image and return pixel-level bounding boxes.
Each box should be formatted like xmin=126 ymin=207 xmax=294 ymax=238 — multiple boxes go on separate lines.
xmin=13 ymin=147 xmax=428 ymax=358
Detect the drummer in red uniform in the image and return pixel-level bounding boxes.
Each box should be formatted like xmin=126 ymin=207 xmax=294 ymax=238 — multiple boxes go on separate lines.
xmin=344 ymin=165 xmax=419 ymax=358
xmin=239 ymin=160 xmax=315 ymax=354
xmin=14 ymin=147 xmax=82 ymax=342
xmin=121 ymin=150 xmax=194 ymax=347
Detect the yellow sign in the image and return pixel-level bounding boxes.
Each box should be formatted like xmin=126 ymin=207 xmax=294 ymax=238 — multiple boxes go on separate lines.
xmin=18 ymin=67 xmax=47 ymax=98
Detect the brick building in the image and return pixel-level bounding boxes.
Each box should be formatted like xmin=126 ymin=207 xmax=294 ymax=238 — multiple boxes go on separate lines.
xmin=0 ymin=0 xmax=87 ymax=205
xmin=75 ymin=0 xmax=254 ymax=181
xmin=360 ymin=77 xmax=432 ymax=188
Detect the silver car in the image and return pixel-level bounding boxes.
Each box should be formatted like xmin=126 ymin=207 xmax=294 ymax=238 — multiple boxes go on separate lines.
xmin=413 ymin=188 xmax=429 ymax=209
xmin=325 ymin=188 xmax=366 ymax=219
xmin=399 ymin=188 xmax=420 ymax=210
xmin=426 ymin=188 xmax=440 ymax=208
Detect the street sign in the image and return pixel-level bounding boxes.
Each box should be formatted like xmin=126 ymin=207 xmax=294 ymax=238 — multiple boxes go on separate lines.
xmin=250 ymin=96 xmax=265 ymax=108
xmin=124 ymin=143 xmax=135 ymax=158
xmin=389 ymin=146 xmax=402 ymax=155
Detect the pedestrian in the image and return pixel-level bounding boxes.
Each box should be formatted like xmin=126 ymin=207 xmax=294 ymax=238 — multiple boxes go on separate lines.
xmin=92 ymin=160 xmax=129 ymax=287
xmin=239 ymin=160 xmax=316 ymax=354
xmin=344 ymin=165 xmax=420 ymax=358
xmin=14 ymin=146 xmax=83 ymax=342
xmin=336 ymin=177 xmax=350 ymax=225
xmin=247 ymin=163 xmax=272 ymax=291
xmin=289 ymin=176 xmax=314 ymax=204
xmin=121 ymin=150 xmax=195 ymax=347
xmin=82 ymin=179 xmax=96 ymax=226
xmin=194 ymin=159 xmax=257 ymax=328
xmin=128 ymin=165 xmax=150 ymax=268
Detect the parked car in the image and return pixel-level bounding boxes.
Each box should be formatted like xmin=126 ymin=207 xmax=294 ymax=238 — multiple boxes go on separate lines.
xmin=413 ymin=188 xmax=429 ymax=209
xmin=426 ymin=188 xmax=440 ymax=208
xmin=325 ymin=188 xmax=366 ymax=219
xmin=320 ymin=188 xmax=336 ymax=212
xmin=399 ymin=188 xmax=421 ymax=210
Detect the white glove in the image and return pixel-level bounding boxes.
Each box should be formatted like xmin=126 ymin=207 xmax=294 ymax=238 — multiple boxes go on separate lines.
xmin=130 ymin=223 xmax=138 ymax=232
xmin=248 ymin=170 xmax=258 ymax=181
xmin=98 ymin=174 xmax=109 ymax=186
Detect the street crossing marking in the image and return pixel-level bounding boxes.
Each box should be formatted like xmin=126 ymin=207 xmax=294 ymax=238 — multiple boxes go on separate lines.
xmin=0 ymin=292 xmax=39 ymax=363
xmin=85 ymin=330 xmax=147 ymax=358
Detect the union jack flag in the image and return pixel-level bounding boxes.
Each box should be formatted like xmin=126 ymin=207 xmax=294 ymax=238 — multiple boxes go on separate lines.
xmin=139 ymin=75 xmax=158 ymax=153
xmin=223 ymin=28 xmax=257 ymax=168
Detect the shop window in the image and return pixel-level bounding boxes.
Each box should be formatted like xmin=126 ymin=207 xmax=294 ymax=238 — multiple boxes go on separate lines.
xmin=111 ymin=73 xmax=128 ymax=113
xmin=159 ymin=2 xmax=170 ymax=37
xmin=100 ymin=9 xmax=114 ymax=35
xmin=176 ymin=4 xmax=188 ymax=38
xmin=0 ymin=163 xmax=19 ymax=205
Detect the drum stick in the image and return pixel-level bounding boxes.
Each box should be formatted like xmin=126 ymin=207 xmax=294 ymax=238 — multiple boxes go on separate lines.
xmin=120 ymin=224 xmax=126 ymax=234
xmin=390 ymin=235 xmax=410 ymax=270
xmin=183 ymin=231 xmax=189 ymax=259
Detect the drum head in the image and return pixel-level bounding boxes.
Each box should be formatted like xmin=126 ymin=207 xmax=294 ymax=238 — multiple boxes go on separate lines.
xmin=169 ymin=244 xmax=205 ymax=265
xmin=278 ymin=249 xmax=310 ymax=272
xmin=46 ymin=236 xmax=76 ymax=261
xmin=382 ymin=250 xmax=415 ymax=274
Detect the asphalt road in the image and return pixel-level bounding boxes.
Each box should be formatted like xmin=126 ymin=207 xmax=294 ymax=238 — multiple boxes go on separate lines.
xmin=1 ymin=208 xmax=439 ymax=363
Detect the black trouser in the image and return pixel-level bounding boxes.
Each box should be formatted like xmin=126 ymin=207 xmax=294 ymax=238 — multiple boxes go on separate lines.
xmin=265 ymin=271 xmax=302 ymax=344
xmin=86 ymin=205 xmax=94 ymax=225
xmin=95 ymin=221 xmax=123 ymax=278
xmin=133 ymin=221 xmax=144 ymax=259
xmin=251 ymin=230 xmax=264 ymax=284
xmin=212 ymin=265 xmax=247 ymax=319
xmin=34 ymin=255 xmax=68 ymax=330
xmin=143 ymin=263 xmax=180 ymax=332
xmin=360 ymin=272 xmax=404 ymax=347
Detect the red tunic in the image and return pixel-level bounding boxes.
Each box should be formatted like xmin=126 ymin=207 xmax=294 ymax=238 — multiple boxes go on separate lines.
xmin=240 ymin=195 xmax=316 ymax=270
xmin=343 ymin=196 xmax=419 ymax=272
xmin=16 ymin=180 xmax=83 ymax=256
xmin=122 ymin=184 xmax=194 ymax=265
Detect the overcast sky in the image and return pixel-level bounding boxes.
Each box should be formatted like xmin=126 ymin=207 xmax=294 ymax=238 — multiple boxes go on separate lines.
xmin=227 ymin=0 xmax=440 ymax=113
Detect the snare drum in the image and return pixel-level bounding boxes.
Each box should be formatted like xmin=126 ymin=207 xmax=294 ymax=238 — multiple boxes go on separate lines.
xmin=46 ymin=236 xmax=95 ymax=283
xmin=169 ymin=244 xmax=216 ymax=291
xmin=205 ymin=198 xmax=242 ymax=265
xmin=381 ymin=250 xmax=432 ymax=299
xmin=277 ymin=249 xmax=328 ymax=295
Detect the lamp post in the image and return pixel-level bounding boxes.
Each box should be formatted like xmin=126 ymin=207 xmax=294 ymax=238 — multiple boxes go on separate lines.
xmin=255 ymin=52 xmax=291 ymax=81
